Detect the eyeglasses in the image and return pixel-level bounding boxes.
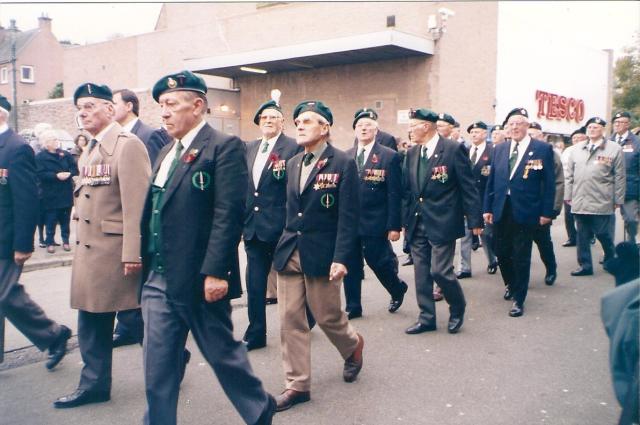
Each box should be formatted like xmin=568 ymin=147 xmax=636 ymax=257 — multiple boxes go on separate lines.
xmin=76 ymin=101 xmax=110 ymax=113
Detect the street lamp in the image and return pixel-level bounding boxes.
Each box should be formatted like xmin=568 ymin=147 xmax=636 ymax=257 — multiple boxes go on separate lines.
xmin=9 ymin=19 xmax=18 ymax=131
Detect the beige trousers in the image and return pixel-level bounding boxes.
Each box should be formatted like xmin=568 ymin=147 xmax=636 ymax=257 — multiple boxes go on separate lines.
xmin=277 ymin=250 xmax=359 ymax=392
xmin=266 ymin=269 xmax=278 ymax=299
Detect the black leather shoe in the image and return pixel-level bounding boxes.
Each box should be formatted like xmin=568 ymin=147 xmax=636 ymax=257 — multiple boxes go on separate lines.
xmin=487 ymin=263 xmax=498 ymax=274
xmin=179 ymin=349 xmax=191 ymax=383
xmin=112 ymin=333 xmax=141 ymax=348
xmin=53 ymin=389 xmax=110 ymax=408
xmin=401 ymin=255 xmax=413 ymax=266
xmin=447 ymin=316 xmax=464 ymax=334
xmin=46 ymin=326 xmax=71 ymax=370
xmin=388 ymin=282 xmax=408 ymax=313
xmin=244 ymin=338 xmax=267 ymax=351
xmin=503 ymin=287 xmax=513 ymax=300
xmin=508 ymin=302 xmax=524 ymax=317
xmin=471 ymin=235 xmax=480 ymax=251
xmin=265 ymin=298 xmax=278 ymax=305
xmin=544 ymin=272 xmax=557 ymax=286
xmin=343 ymin=333 xmax=364 ymax=382
xmin=347 ymin=310 xmax=362 ymax=320
xmin=456 ymin=271 xmax=472 ymax=279
xmin=405 ymin=322 xmax=437 ymax=334
xmin=562 ymin=240 xmax=576 ymax=247
xmin=571 ymin=268 xmax=593 ymax=276
xmin=275 ymin=389 xmax=311 ymax=412
xmin=255 ymin=394 xmax=277 ymax=425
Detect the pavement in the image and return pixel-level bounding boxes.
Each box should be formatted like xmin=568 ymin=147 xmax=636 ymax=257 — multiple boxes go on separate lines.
xmin=0 ymin=218 xmax=625 ymax=424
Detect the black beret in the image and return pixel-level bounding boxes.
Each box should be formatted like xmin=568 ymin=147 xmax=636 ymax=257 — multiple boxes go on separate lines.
xmin=585 ymin=116 xmax=606 ymax=127
xmin=453 ymin=121 xmax=460 ymax=128
xmin=409 ymin=108 xmax=438 ymax=123
xmin=0 ymin=95 xmax=11 ymax=113
xmin=353 ymin=108 xmax=378 ymax=129
xmin=492 ymin=124 xmax=503 ymax=132
xmin=570 ymin=127 xmax=586 ymax=137
xmin=152 ymin=70 xmax=207 ymax=102
xmin=73 ymin=83 xmax=113 ymax=105
xmin=504 ymin=107 xmax=529 ymax=123
xmin=612 ymin=111 xmax=631 ymax=121
xmin=529 ymin=121 xmax=542 ymax=130
xmin=293 ymin=100 xmax=333 ymax=126
xmin=437 ymin=113 xmax=456 ymax=125
xmin=253 ymin=100 xmax=282 ymax=125
xmin=467 ymin=121 xmax=488 ymax=133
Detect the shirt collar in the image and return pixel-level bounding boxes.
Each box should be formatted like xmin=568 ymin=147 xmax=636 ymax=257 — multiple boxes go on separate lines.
xmin=357 ymin=141 xmax=374 ymax=152
xmin=261 ymin=132 xmax=281 ymax=146
xmin=177 ymin=118 xmax=206 ymax=151
xmin=94 ymin=122 xmax=116 ymax=142
xmin=511 ymin=135 xmax=530 ymax=149
xmin=617 ymin=131 xmax=629 ymax=141
xmin=305 ymin=141 xmax=327 ymax=165
xmin=122 ymin=117 xmax=139 ymax=133
xmin=0 ymin=123 xmax=8 ymax=135
xmin=423 ymin=132 xmax=439 ymax=152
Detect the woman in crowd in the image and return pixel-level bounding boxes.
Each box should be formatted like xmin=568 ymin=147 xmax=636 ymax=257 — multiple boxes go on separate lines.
xmin=71 ymin=133 xmax=89 ymax=163
xmin=35 ymin=130 xmax=78 ymax=253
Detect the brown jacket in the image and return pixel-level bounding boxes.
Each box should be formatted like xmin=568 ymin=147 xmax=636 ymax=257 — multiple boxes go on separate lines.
xmin=70 ymin=123 xmax=151 ymax=312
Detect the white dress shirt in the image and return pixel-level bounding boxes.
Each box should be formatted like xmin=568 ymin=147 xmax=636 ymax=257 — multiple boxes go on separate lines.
xmin=509 ymin=135 xmax=531 ymax=179
xmin=469 ymin=142 xmax=486 ymax=165
xmin=0 ymin=123 xmax=8 ymax=135
xmin=356 ymin=141 xmax=374 ymax=165
xmin=421 ymin=132 xmax=440 ymax=159
xmin=252 ymin=133 xmax=280 ymax=187
xmin=153 ymin=119 xmax=206 ymax=187
xmin=122 ymin=117 xmax=138 ymax=133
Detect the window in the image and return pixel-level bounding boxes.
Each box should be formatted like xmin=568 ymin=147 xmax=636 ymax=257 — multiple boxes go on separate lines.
xmin=20 ymin=65 xmax=34 ymax=83
xmin=0 ymin=68 xmax=7 ymax=84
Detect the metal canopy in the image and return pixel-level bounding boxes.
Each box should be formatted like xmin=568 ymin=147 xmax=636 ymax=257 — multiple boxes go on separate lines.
xmin=186 ymin=30 xmax=434 ymax=78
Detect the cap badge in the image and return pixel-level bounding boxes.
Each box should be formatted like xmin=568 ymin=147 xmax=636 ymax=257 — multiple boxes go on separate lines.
xmin=167 ymin=77 xmax=177 ymax=89
xmin=87 ymin=84 xmax=92 ymax=94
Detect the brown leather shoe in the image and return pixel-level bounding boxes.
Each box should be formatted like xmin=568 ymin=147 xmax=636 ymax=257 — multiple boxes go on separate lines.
xmin=46 ymin=245 xmax=55 ymax=254
xmin=275 ymin=389 xmax=310 ymax=412
xmin=343 ymin=333 xmax=364 ymax=382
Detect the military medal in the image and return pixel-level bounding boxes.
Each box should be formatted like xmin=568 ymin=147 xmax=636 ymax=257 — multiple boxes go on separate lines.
xmin=314 ymin=173 xmax=339 ymax=190
xmin=192 ymin=171 xmax=211 ymax=190
xmin=0 ymin=168 xmax=8 ymax=185
xmin=364 ymin=168 xmax=386 ymax=183
xmin=82 ymin=163 xmax=111 ymax=186
xmin=320 ymin=193 xmax=335 ymax=208
xmin=431 ymin=166 xmax=448 ymax=183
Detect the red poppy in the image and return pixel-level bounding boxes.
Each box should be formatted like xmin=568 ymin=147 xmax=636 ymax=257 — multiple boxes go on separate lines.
xmin=184 ymin=148 xmax=199 ymax=163
xmin=371 ymin=154 xmax=379 ymax=164
xmin=269 ymin=152 xmax=280 ymax=164
xmin=316 ymin=158 xmax=328 ymax=169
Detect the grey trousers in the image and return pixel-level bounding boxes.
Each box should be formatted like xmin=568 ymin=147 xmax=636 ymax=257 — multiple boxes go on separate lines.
xmin=575 ymin=214 xmax=616 ymax=271
xmin=77 ymin=310 xmax=116 ymax=392
xmin=0 ymin=259 xmax=61 ymax=351
xmin=458 ymin=223 xmax=497 ymax=273
xmin=410 ymin=224 xmax=466 ymax=326
xmin=141 ymin=272 xmax=269 ymax=425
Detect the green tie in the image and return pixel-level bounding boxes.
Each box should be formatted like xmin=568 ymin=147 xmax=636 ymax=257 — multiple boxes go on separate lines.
xmin=303 ymin=152 xmax=314 ymax=166
xmin=418 ymin=146 xmax=428 ymax=186
xmin=356 ymin=148 xmax=365 ymax=172
xmin=471 ymin=146 xmax=478 ymax=165
xmin=165 ymin=140 xmax=184 ymax=185
xmin=261 ymin=140 xmax=269 ymax=153
xmin=509 ymin=142 xmax=519 ymax=174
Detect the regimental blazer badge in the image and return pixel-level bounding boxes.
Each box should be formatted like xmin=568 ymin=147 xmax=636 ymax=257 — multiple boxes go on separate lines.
xmin=313 ymin=173 xmax=339 ymax=190
xmin=523 ymin=159 xmax=543 ymax=179
xmin=364 ymin=168 xmax=386 ymax=183
xmin=268 ymin=153 xmax=286 ymax=180
xmin=320 ymin=193 xmax=335 ymax=209
xmin=0 ymin=168 xmax=8 ymax=185
xmin=183 ymin=148 xmax=200 ymax=164
xmin=192 ymin=170 xmax=211 ymax=190
xmin=81 ymin=164 xmax=111 ymax=186
xmin=431 ymin=165 xmax=448 ymax=183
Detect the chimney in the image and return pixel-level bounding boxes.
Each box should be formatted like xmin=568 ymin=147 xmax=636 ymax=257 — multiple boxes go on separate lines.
xmin=38 ymin=14 xmax=52 ymax=31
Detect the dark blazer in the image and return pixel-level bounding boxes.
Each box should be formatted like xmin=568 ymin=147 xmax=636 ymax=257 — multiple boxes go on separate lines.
xmin=469 ymin=142 xmax=495 ymax=203
xmin=402 ymin=136 xmax=482 ymax=244
xmin=131 ymin=119 xmax=171 ymax=167
xmin=346 ymin=142 xmax=402 ymax=237
xmin=352 ymin=130 xmax=398 ymax=152
xmin=483 ymin=138 xmax=555 ymax=225
xmin=141 ymin=123 xmax=247 ymax=304
xmin=243 ymin=133 xmax=301 ymax=243
xmin=273 ymin=143 xmax=359 ymax=277
xmin=35 ymin=148 xmax=78 ymax=210
xmin=0 ymin=129 xmax=38 ymax=259
xmin=610 ymin=132 xmax=640 ymax=201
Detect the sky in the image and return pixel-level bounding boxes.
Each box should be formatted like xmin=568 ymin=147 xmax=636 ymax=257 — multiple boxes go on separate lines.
xmin=0 ymin=1 xmax=637 ymax=56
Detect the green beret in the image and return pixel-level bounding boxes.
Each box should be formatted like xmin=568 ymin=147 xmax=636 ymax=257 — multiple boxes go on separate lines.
xmin=352 ymin=108 xmax=378 ymax=129
xmin=253 ymin=100 xmax=282 ymax=125
xmin=409 ymin=108 xmax=438 ymax=123
xmin=504 ymin=107 xmax=529 ymax=123
xmin=467 ymin=121 xmax=488 ymax=133
xmin=152 ymin=70 xmax=207 ymax=102
xmin=0 ymin=95 xmax=11 ymax=113
xmin=293 ymin=100 xmax=333 ymax=126
xmin=585 ymin=116 xmax=606 ymax=127
xmin=612 ymin=111 xmax=631 ymax=122
xmin=73 ymin=83 xmax=113 ymax=105
xmin=570 ymin=126 xmax=586 ymax=137
xmin=492 ymin=124 xmax=503 ymax=132
xmin=529 ymin=121 xmax=542 ymax=131
xmin=453 ymin=121 xmax=460 ymax=128
xmin=437 ymin=113 xmax=455 ymax=125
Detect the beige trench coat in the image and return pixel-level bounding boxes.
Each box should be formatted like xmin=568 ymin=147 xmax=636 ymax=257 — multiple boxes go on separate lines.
xmin=70 ymin=123 xmax=151 ymax=312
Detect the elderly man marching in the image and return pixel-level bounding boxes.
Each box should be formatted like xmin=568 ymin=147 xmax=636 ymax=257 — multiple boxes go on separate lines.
xmin=54 ymin=84 xmax=151 ymax=408
xmin=272 ymin=100 xmax=364 ymax=411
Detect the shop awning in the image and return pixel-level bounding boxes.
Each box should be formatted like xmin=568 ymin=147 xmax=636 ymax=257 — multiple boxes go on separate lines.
xmin=185 ymin=29 xmax=434 ymax=78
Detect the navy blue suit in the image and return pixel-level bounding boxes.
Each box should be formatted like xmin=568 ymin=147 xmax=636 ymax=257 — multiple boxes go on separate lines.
xmin=343 ymin=142 xmax=406 ymax=314
xmin=484 ymin=138 xmax=555 ymax=306
xmin=243 ymin=133 xmax=301 ymax=344
xmin=131 ymin=119 xmax=171 ymax=167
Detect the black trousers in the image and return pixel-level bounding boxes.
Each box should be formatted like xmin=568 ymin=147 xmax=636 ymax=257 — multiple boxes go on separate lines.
xmin=44 ymin=207 xmax=71 ymax=245
xmin=564 ymin=203 xmax=577 ymax=243
xmin=343 ymin=235 xmax=406 ymax=313
xmin=113 ymin=308 xmax=144 ymax=342
xmin=533 ymin=223 xmax=557 ymax=275
xmin=243 ymin=238 xmax=277 ymax=343
xmin=78 ymin=310 xmax=116 ymax=392
xmin=494 ymin=198 xmax=535 ymax=305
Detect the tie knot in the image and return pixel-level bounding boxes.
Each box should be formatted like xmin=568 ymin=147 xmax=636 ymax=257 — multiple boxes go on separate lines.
xmin=176 ymin=140 xmax=184 ymax=152
xmin=421 ymin=146 xmax=428 ymax=158
xmin=303 ymin=152 xmax=315 ymax=166
xmin=261 ymin=140 xmax=269 ymax=153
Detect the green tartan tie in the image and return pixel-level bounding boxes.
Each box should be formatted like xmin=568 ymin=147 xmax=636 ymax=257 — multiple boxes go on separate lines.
xmin=356 ymin=148 xmax=365 ymax=172
xmin=166 ymin=140 xmax=184 ymax=184
xmin=261 ymin=140 xmax=269 ymax=153
xmin=471 ymin=146 xmax=478 ymax=165
xmin=303 ymin=152 xmax=315 ymax=166
xmin=418 ymin=146 xmax=428 ymax=186
xmin=509 ymin=142 xmax=519 ymax=174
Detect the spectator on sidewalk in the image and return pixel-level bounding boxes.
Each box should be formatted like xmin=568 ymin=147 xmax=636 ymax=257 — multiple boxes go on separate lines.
xmin=71 ymin=134 xmax=89 ymax=164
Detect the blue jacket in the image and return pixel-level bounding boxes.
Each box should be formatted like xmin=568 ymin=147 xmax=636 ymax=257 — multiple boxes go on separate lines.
xmin=470 ymin=142 xmax=495 ymax=203
xmin=0 ymin=129 xmax=38 ymax=259
xmin=243 ymin=133 xmax=302 ymax=243
xmin=484 ymin=138 xmax=555 ymax=225
xmin=610 ymin=132 xmax=640 ymax=201
xmin=35 ymin=148 xmax=78 ymax=210
xmin=346 ymin=142 xmax=402 ymax=237
xmin=131 ymin=119 xmax=171 ymax=167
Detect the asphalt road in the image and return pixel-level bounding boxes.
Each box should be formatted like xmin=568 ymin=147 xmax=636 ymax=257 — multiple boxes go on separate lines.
xmin=0 ymin=220 xmax=623 ymax=425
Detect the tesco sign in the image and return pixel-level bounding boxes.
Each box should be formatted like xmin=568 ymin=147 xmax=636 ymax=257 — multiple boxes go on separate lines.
xmin=535 ymin=90 xmax=585 ymax=123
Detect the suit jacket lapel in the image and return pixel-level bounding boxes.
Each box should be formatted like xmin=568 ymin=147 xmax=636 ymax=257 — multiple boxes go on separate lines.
xmin=0 ymin=129 xmax=11 ymax=149
xmin=151 ymin=141 xmax=176 ymax=182
xmin=302 ymin=144 xmax=333 ymax=194
xmin=257 ymin=134 xmax=285 ymax=190
xmin=246 ymin=139 xmax=260 ymax=191
xmin=420 ymin=137 xmax=444 ymax=194
xmin=511 ymin=143 xmax=534 ymax=180
xmin=361 ymin=142 xmax=379 ymax=176
xmin=291 ymin=154 xmax=303 ymax=200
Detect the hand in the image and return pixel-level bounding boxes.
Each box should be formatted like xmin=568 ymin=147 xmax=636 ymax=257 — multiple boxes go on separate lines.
xmin=615 ymin=204 xmax=622 ymax=210
xmin=539 ymin=216 xmax=552 ymax=226
xmin=483 ymin=213 xmax=493 ymax=225
xmin=14 ymin=251 xmax=32 ymax=266
xmin=329 ymin=263 xmax=348 ymax=281
xmin=472 ymin=228 xmax=483 ymax=236
xmin=123 ymin=262 xmax=142 ymax=276
xmin=204 ymin=276 xmax=228 ymax=302
xmin=388 ymin=231 xmax=400 ymax=241
xmin=56 ymin=172 xmax=71 ymax=180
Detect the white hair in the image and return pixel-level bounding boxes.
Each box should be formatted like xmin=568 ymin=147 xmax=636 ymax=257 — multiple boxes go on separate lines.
xmin=39 ymin=129 xmax=58 ymax=143
xmin=34 ymin=122 xmax=53 ymax=138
